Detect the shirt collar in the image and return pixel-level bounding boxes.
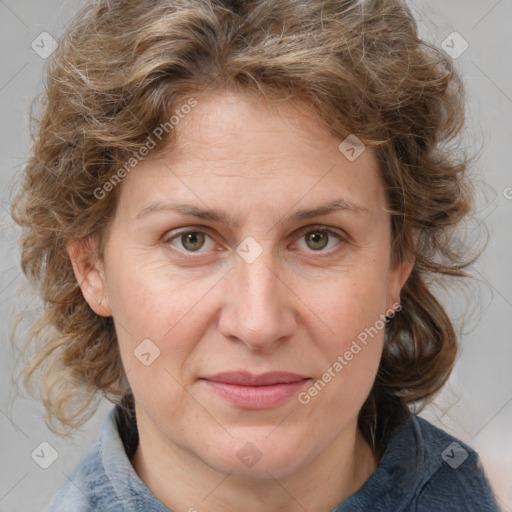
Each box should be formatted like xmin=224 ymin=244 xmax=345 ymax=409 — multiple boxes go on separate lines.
xmin=99 ymin=405 xmax=169 ymax=512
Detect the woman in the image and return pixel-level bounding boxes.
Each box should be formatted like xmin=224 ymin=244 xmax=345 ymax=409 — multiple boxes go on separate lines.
xmin=12 ymin=0 xmax=499 ymax=510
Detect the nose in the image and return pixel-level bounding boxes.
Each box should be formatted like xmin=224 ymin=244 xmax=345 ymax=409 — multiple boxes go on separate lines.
xmin=217 ymin=245 xmax=297 ymax=351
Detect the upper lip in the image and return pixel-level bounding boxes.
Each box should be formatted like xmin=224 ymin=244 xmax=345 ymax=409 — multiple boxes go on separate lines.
xmin=201 ymin=371 xmax=309 ymax=386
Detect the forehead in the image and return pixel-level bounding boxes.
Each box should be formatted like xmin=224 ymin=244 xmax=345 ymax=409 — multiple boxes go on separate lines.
xmin=117 ymin=89 xmax=386 ymax=218
xmin=168 ymin=89 xmax=373 ymax=167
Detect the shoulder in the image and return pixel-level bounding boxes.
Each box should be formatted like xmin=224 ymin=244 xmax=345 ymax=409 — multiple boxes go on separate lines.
xmin=43 ymin=442 xmax=121 ymax=512
xmin=406 ymin=415 xmax=499 ymax=511
xmin=43 ymin=407 xmax=130 ymax=512
xmin=44 ymin=405 xmax=168 ymax=512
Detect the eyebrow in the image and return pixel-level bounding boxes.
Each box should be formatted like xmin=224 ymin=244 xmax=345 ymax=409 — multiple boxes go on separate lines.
xmin=136 ymin=197 xmax=369 ymax=228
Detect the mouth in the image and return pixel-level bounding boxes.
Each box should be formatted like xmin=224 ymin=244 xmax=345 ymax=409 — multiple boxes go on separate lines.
xmin=199 ymin=371 xmax=311 ymax=409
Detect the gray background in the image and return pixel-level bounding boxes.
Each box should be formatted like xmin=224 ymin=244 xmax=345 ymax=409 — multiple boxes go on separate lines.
xmin=0 ymin=0 xmax=511 ymax=511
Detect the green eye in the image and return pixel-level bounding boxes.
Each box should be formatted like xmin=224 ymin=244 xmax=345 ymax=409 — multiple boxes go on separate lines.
xmin=295 ymin=228 xmax=344 ymax=253
xmin=304 ymin=230 xmax=330 ymax=251
xmin=180 ymin=232 xmax=207 ymax=252
xmin=163 ymin=225 xmax=346 ymax=257
xmin=165 ymin=230 xmax=215 ymax=253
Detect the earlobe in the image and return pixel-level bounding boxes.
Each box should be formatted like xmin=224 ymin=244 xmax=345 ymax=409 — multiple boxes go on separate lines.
xmin=67 ymin=238 xmax=112 ymax=317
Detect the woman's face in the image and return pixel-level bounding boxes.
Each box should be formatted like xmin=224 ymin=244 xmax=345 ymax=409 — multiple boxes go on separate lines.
xmin=75 ymin=89 xmax=413 ymax=480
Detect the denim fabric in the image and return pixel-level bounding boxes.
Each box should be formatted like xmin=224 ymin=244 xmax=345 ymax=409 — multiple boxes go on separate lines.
xmin=44 ymin=405 xmax=499 ymax=511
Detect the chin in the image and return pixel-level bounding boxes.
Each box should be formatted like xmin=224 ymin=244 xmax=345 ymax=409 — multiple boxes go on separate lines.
xmin=198 ymin=433 xmax=310 ymax=481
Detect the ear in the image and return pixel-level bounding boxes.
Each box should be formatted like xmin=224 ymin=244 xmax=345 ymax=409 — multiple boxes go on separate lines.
xmin=67 ymin=237 xmax=112 ymax=317
xmin=386 ymin=231 xmax=417 ymax=312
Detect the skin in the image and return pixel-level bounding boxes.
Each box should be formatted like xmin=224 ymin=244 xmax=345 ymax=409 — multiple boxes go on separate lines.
xmin=69 ymin=88 xmax=414 ymax=512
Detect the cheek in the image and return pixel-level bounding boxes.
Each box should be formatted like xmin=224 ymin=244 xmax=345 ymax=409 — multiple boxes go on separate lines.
xmin=299 ymin=308 xmax=385 ymax=429
xmin=106 ymin=252 xmax=212 ymax=339
xmin=111 ymin=268 xmax=204 ymax=424
xmin=308 ymin=264 xmax=390 ymax=348
xmin=103 ymin=260 xmax=195 ymax=390
xmin=298 ymin=262 xmax=388 ymax=405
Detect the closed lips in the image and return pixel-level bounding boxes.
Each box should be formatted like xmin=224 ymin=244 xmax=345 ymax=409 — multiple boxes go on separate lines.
xmin=200 ymin=371 xmax=309 ymax=386
xmin=200 ymin=372 xmax=312 ymax=409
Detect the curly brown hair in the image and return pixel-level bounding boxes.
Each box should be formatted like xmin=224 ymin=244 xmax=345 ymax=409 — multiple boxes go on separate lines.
xmin=11 ymin=0 xmax=482 ymax=456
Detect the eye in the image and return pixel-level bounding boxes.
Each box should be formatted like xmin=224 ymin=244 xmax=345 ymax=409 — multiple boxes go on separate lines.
xmin=293 ymin=226 xmax=346 ymax=253
xmin=164 ymin=229 xmax=216 ymax=253
xmin=162 ymin=225 xmax=346 ymax=256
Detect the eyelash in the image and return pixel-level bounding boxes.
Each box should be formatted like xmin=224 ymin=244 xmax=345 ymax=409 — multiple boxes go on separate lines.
xmin=161 ymin=225 xmax=347 ymax=258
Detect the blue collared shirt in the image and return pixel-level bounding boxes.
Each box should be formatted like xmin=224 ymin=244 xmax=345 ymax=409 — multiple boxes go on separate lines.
xmin=44 ymin=405 xmax=500 ymax=511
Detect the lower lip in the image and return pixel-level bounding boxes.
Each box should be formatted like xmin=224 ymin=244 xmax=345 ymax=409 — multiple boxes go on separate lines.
xmin=202 ymin=379 xmax=310 ymax=409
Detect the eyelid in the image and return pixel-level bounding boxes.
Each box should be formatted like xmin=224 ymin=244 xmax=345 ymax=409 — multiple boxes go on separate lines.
xmin=161 ymin=226 xmax=218 ymax=250
xmin=294 ymin=224 xmax=346 ymax=239
xmin=161 ymin=224 xmax=348 ymax=255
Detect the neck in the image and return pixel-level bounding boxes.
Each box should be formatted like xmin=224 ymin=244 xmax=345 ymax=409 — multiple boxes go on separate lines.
xmin=131 ymin=412 xmax=378 ymax=512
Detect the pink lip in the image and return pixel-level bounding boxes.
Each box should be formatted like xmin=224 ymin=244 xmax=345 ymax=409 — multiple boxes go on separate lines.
xmin=200 ymin=372 xmax=310 ymax=409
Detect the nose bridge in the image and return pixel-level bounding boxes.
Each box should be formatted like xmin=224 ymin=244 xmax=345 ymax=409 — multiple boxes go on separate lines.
xmin=218 ymin=238 xmax=296 ymax=349
xmin=237 ymin=239 xmax=282 ymax=317
xmin=241 ymin=249 xmax=279 ymax=305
